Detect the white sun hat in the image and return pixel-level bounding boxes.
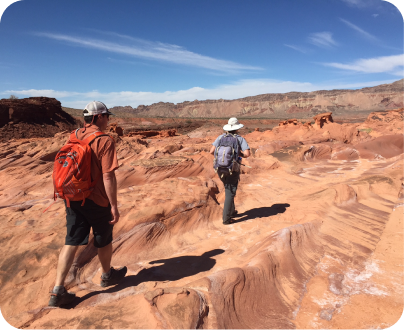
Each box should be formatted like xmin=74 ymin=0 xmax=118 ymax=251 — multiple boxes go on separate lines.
xmin=83 ymin=101 xmax=114 ymax=116
xmin=223 ymin=117 xmax=244 ymax=131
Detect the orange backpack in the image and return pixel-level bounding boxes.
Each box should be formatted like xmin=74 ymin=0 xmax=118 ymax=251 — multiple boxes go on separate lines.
xmin=51 ymin=128 xmax=108 ymax=208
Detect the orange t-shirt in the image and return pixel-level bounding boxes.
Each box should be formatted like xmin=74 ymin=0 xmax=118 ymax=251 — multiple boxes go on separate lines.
xmin=76 ymin=125 xmax=119 ymax=207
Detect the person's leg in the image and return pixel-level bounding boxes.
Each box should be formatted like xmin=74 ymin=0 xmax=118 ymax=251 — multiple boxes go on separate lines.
xmin=55 ymin=201 xmax=90 ymax=288
xmin=223 ymin=183 xmax=234 ymax=222
xmin=49 ymin=202 xmax=90 ymax=307
xmin=86 ymin=199 xmax=127 ymax=286
xmin=221 ymin=172 xmax=239 ymax=223
xmin=49 ymin=246 xmax=78 ymax=306
xmin=88 ymin=200 xmax=114 ymax=274
xmin=230 ymin=197 xmax=236 ymax=216
xmin=98 ymin=242 xmax=112 ymax=274
xmin=219 ymin=173 xmax=230 ymax=222
xmin=54 ymin=245 xmax=79 ymax=286
xmin=98 ymin=241 xmax=127 ymax=287
xmin=227 ymin=173 xmax=239 ymax=219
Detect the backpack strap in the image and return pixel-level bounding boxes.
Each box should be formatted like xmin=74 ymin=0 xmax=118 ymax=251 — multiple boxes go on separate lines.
xmin=82 ymin=131 xmax=110 ymax=145
xmin=213 ymin=134 xmax=226 ymax=172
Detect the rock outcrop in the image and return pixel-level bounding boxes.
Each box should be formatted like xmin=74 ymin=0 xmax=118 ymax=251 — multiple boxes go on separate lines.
xmin=279 ymin=118 xmax=299 ymax=126
xmin=107 ymin=123 xmax=124 ymax=136
xmin=0 ymin=103 xmax=9 ymax=127
xmin=127 ymin=129 xmax=177 ymax=138
xmin=313 ymin=112 xmax=333 ymax=128
xmin=0 ymin=97 xmax=78 ymax=141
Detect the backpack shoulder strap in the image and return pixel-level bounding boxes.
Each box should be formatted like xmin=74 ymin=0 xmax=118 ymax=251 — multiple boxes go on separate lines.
xmin=225 ymin=132 xmax=239 ymax=144
xmin=83 ymin=131 xmax=111 ymax=146
xmin=66 ymin=129 xmax=80 ymax=143
xmin=217 ymin=133 xmax=226 ymax=147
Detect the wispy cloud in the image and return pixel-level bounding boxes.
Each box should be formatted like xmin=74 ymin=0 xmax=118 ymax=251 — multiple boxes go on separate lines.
xmin=340 ymin=0 xmax=380 ymax=8
xmin=340 ymin=18 xmax=378 ymax=41
xmin=3 ymin=78 xmax=398 ymax=108
xmin=341 ymin=0 xmax=371 ymax=8
xmin=33 ymin=32 xmax=263 ymax=74
xmin=341 ymin=0 xmax=402 ymax=15
xmin=323 ymin=54 xmax=404 ymax=75
xmin=308 ymin=32 xmax=338 ymax=48
xmin=284 ymin=44 xmax=308 ymax=54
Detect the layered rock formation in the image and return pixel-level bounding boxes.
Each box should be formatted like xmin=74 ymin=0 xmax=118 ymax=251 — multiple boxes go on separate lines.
xmin=110 ymin=79 xmax=404 ymax=118
xmin=0 ymin=97 xmax=78 ymax=141
xmin=107 ymin=123 xmax=124 ymax=137
xmin=0 ymin=109 xmax=403 ymax=329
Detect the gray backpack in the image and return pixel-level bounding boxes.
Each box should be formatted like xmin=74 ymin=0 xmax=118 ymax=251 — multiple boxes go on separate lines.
xmin=213 ymin=133 xmax=240 ymax=176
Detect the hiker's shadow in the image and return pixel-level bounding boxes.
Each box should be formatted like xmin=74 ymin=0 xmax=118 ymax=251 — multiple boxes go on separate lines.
xmin=68 ymin=249 xmax=224 ymax=308
xmin=233 ymin=203 xmax=290 ymax=223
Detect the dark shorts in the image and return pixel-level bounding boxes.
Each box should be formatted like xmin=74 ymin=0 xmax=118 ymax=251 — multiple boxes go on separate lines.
xmin=65 ymin=199 xmax=113 ymax=248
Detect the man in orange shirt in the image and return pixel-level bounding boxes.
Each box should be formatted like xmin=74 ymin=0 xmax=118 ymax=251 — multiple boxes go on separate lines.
xmin=49 ymin=101 xmax=127 ymax=307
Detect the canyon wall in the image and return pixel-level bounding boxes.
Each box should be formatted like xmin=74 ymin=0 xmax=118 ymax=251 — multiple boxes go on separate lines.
xmin=111 ymin=79 xmax=404 ymax=118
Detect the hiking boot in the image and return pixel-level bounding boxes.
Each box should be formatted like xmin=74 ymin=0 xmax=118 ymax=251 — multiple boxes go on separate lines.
xmin=100 ymin=266 xmax=127 ymax=287
xmin=48 ymin=289 xmax=76 ymax=307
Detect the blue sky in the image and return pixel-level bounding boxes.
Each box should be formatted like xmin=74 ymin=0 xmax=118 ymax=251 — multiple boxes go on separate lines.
xmin=0 ymin=0 xmax=403 ymax=109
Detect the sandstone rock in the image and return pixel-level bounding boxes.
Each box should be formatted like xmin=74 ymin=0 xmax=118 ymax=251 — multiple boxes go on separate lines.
xmin=298 ymin=144 xmax=332 ymax=161
xmin=0 ymin=106 xmax=403 ymax=330
xmin=255 ymin=140 xmax=301 ymax=157
xmin=144 ymin=287 xmax=208 ymax=328
xmin=354 ymin=134 xmax=404 ymax=159
xmin=365 ymin=108 xmax=403 ymax=125
xmin=279 ymin=118 xmax=299 ymax=126
xmin=0 ymin=97 xmax=78 ymax=141
xmin=127 ymin=129 xmax=176 ymax=138
xmin=107 ymin=123 xmax=124 ymax=136
xmin=0 ymin=103 xmax=8 ymax=127
xmin=161 ymin=143 xmax=182 ymax=154
xmin=313 ymin=112 xmax=333 ymax=128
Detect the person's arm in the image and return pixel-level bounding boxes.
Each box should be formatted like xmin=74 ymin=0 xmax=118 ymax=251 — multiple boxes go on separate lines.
xmin=209 ymin=145 xmax=216 ymax=155
xmin=239 ymin=137 xmax=251 ymax=158
xmin=240 ymin=149 xmax=251 ymax=158
xmin=103 ymin=171 xmax=120 ymax=224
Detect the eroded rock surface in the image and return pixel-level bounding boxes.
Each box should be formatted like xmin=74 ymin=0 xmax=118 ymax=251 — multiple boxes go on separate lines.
xmin=0 ymin=109 xmax=403 ymax=329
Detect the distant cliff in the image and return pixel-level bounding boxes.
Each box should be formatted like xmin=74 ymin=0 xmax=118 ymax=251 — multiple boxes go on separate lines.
xmin=110 ymin=79 xmax=404 ymax=118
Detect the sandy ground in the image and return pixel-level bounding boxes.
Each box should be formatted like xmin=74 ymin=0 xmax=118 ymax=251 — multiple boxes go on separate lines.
xmin=0 ymin=110 xmax=403 ymax=329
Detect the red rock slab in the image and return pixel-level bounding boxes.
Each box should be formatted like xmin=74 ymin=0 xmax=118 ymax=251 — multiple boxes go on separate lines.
xmin=298 ymin=144 xmax=333 ymax=161
xmin=354 ymin=134 xmax=404 ymax=159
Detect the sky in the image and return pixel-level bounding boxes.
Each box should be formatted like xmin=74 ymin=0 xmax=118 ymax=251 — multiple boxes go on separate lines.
xmin=0 ymin=0 xmax=403 ymax=109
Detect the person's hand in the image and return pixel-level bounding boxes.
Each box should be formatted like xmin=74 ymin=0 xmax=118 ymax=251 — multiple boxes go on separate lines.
xmin=109 ymin=206 xmax=120 ymax=224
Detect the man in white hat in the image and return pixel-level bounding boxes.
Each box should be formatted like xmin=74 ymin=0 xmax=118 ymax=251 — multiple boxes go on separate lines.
xmin=49 ymin=101 xmax=127 ymax=307
xmin=210 ymin=117 xmax=250 ymax=224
